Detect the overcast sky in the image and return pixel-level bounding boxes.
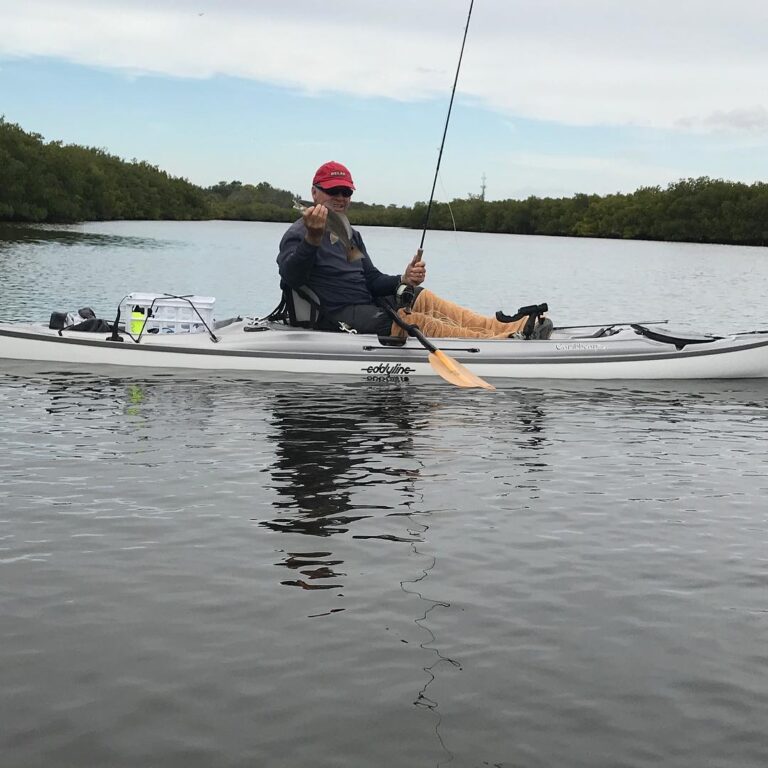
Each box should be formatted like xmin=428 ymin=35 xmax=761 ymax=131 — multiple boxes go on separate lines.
xmin=2 ymin=0 xmax=767 ymax=204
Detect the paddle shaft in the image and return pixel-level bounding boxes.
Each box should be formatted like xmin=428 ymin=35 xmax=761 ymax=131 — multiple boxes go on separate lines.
xmin=418 ymin=0 xmax=475 ymax=252
xmin=381 ymin=300 xmax=439 ymax=353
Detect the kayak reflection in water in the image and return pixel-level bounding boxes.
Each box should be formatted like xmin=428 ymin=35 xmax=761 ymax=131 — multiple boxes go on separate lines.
xmin=277 ymin=161 xmax=553 ymax=339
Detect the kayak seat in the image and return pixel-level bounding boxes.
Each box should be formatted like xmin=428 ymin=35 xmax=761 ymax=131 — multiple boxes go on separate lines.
xmin=631 ymin=324 xmax=722 ymax=350
xmin=281 ymin=283 xmax=323 ymax=329
xmin=280 ymin=284 xmax=396 ymax=337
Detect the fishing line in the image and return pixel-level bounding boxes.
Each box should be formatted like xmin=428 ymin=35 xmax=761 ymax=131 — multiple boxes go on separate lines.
xmin=437 ymin=176 xmax=459 ymax=235
xmin=418 ymin=0 xmax=475 ymax=254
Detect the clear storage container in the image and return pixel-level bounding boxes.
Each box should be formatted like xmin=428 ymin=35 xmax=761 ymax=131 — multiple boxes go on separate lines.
xmin=119 ymin=293 xmax=215 ymax=334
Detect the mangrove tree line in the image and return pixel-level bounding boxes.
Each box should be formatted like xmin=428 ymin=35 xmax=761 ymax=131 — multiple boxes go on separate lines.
xmin=1 ymin=118 xmax=209 ymax=221
xmin=2 ymin=118 xmax=767 ymax=246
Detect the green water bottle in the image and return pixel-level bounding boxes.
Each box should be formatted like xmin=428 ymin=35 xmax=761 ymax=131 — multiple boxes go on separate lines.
xmin=130 ymin=306 xmax=146 ymax=335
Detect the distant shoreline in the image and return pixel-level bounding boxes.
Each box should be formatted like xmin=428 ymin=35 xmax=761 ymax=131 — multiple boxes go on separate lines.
xmin=2 ymin=119 xmax=767 ymax=248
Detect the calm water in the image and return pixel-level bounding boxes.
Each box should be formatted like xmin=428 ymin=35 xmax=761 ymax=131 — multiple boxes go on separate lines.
xmin=1 ymin=222 xmax=768 ymax=767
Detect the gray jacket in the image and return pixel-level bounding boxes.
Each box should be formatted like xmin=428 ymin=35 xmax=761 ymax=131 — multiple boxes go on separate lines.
xmin=277 ymin=219 xmax=400 ymax=314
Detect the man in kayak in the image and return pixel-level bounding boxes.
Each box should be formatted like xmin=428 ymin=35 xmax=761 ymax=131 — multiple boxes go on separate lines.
xmin=277 ymin=161 xmax=552 ymax=339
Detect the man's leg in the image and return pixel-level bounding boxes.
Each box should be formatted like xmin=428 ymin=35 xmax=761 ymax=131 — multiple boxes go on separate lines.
xmin=390 ymin=289 xmax=530 ymax=338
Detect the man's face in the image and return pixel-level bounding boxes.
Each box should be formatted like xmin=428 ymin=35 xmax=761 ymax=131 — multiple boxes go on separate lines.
xmin=311 ymin=185 xmax=353 ymax=214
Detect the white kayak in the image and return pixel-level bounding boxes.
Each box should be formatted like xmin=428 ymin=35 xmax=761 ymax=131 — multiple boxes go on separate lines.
xmin=2 ymin=315 xmax=768 ymax=382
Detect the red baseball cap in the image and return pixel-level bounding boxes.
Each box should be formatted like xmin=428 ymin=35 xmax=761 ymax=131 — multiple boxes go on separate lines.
xmin=312 ymin=161 xmax=355 ymax=191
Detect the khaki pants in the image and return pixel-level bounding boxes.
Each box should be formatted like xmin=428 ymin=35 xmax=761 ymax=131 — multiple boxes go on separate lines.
xmin=390 ymin=289 xmax=530 ymax=339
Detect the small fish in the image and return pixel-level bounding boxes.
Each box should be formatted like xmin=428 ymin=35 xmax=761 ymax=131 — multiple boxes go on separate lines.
xmin=294 ymin=203 xmax=364 ymax=262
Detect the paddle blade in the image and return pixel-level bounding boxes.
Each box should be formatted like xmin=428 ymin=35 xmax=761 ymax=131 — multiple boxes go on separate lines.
xmin=429 ymin=349 xmax=496 ymax=390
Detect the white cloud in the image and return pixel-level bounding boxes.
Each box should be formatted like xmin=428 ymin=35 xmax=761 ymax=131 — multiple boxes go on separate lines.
xmin=2 ymin=0 xmax=768 ymax=133
xmin=440 ymin=150 xmax=685 ymax=201
xmin=677 ymin=106 xmax=768 ymax=134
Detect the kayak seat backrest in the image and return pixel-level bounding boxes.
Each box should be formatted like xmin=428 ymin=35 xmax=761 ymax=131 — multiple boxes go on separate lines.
xmin=282 ymin=283 xmax=323 ymax=328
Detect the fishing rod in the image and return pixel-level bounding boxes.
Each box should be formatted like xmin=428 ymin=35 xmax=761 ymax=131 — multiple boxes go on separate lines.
xmin=401 ymin=0 xmax=494 ymax=392
xmin=418 ymin=0 xmax=475 ymax=256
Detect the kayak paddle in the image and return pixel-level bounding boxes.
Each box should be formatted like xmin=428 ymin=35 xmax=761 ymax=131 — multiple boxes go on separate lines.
xmin=381 ymin=301 xmax=495 ymax=390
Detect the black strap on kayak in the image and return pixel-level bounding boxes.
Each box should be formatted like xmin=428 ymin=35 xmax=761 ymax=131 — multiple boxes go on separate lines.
xmin=264 ymin=293 xmax=289 ymax=323
xmin=630 ymin=324 xmax=722 ymax=350
xmin=108 ymin=301 xmax=125 ymax=342
xmin=496 ymin=302 xmax=549 ymax=339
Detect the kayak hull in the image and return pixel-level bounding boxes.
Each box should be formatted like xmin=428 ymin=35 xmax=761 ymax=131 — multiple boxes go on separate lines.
xmin=2 ymin=319 xmax=768 ymax=381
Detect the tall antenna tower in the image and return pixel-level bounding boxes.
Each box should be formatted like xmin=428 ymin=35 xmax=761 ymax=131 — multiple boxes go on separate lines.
xmin=480 ymin=172 xmax=487 ymax=201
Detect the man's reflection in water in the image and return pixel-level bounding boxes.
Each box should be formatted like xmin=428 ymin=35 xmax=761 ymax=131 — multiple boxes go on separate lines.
xmin=260 ymin=385 xmax=553 ymax=594
xmin=261 ymin=386 xmax=421 ymax=593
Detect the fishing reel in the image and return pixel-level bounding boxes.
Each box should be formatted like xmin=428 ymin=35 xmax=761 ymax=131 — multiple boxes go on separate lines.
xmin=395 ymin=283 xmax=417 ymax=310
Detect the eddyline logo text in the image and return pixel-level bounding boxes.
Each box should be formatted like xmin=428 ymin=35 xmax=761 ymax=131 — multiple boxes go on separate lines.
xmin=362 ymin=363 xmax=416 ymax=381
xmin=362 ymin=363 xmax=416 ymax=376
